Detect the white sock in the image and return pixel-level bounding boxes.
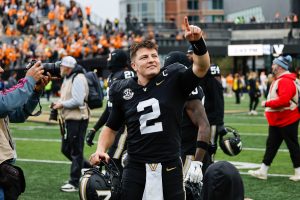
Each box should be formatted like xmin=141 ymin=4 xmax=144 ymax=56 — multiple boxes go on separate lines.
xmin=260 ymin=163 xmax=269 ymax=173
xmin=295 ymin=167 xmax=300 ymax=174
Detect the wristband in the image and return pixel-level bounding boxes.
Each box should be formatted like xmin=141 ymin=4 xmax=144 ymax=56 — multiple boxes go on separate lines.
xmin=196 ymin=141 xmax=209 ymax=150
xmin=190 ymin=38 xmax=207 ymax=56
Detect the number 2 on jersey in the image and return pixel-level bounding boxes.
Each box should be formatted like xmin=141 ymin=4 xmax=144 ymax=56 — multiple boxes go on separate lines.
xmin=137 ymin=98 xmax=163 ymax=134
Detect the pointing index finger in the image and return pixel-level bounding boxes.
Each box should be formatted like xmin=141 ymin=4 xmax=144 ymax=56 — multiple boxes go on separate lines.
xmin=184 ymin=16 xmax=190 ymax=31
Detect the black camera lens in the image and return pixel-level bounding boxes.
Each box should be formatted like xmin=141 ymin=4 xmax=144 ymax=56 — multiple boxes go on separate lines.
xmin=26 ymin=60 xmax=61 ymax=77
xmin=42 ymin=61 xmax=61 ymax=77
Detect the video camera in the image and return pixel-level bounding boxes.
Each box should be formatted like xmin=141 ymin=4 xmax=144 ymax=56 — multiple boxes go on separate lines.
xmin=26 ymin=60 xmax=61 ymax=77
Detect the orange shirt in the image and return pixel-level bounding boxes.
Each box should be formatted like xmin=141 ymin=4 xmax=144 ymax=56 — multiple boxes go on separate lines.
xmin=48 ymin=11 xmax=55 ymax=21
xmin=85 ymin=6 xmax=91 ymax=15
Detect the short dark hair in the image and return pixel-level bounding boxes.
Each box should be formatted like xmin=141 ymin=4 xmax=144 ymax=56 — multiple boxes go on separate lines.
xmin=130 ymin=40 xmax=158 ymax=60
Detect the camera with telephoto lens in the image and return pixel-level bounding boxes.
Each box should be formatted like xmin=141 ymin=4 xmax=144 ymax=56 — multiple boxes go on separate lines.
xmin=26 ymin=60 xmax=61 ymax=77
xmin=49 ymin=103 xmax=58 ymax=121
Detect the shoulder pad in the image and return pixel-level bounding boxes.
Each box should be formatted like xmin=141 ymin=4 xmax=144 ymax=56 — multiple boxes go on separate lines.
xmin=109 ymin=78 xmax=132 ymax=97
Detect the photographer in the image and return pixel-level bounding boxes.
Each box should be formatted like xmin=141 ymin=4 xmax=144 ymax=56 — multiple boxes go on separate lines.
xmin=0 ymin=61 xmax=50 ymax=200
xmin=52 ymin=56 xmax=91 ymax=192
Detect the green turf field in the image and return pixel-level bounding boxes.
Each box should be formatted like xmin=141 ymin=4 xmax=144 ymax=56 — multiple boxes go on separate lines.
xmin=10 ymin=95 xmax=300 ymax=200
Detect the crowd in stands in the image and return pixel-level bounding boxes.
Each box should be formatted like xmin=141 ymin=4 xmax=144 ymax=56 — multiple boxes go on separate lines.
xmin=0 ymin=0 xmax=155 ymax=71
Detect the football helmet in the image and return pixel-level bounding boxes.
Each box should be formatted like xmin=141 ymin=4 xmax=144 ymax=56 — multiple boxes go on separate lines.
xmin=107 ymin=49 xmax=128 ymax=71
xmin=163 ymin=51 xmax=192 ymax=68
xmin=219 ymin=126 xmax=242 ymax=156
xmin=79 ymin=160 xmax=121 ymax=200
xmin=185 ymin=181 xmax=203 ymax=200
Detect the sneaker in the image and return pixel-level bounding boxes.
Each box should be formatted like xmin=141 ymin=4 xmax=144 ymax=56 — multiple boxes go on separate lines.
xmin=252 ymin=110 xmax=258 ymax=115
xmin=248 ymin=169 xmax=267 ymax=180
xmin=248 ymin=111 xmax=253 ymax=115
xmin=289 ymin=174 xmax=300 ymax=181
xmin=60 ymin=183 xmax=78 ymax=192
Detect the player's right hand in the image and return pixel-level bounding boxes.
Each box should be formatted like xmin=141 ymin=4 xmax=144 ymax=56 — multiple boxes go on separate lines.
xmin=26 ymin=61 xmax=44 ymax=82
xmin=89 ymin=151 xmax=110 ymax=166
xmin=86 ymin=129 xmax=96 ymax=146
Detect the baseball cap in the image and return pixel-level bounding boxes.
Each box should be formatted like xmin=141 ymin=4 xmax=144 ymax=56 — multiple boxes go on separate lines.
xmin=273 ymin=55 xmax=292 ymax=70
xmin=107 ymin=49 xmax=128 ymax=70
xmin=61 ymin=56 xmax=77 ymax=68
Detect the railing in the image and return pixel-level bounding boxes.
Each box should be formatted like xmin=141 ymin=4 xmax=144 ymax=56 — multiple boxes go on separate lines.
xmin=135 ymin=21 xmax=300 ymax=31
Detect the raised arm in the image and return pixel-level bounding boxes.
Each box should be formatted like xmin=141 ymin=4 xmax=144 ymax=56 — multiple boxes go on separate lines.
xmin=184 ymin=16 xmax=210 ymax=78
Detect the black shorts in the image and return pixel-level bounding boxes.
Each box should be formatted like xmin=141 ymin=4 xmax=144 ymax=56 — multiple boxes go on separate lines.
xmin=121 ymin=158 xmax=185 ymax=200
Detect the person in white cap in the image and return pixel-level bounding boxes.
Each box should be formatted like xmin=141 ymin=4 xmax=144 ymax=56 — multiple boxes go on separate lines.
xmin=248 ymin=55 xmax=300 ymax=181
xmin=52 ymin=56 xmax=91 ymax=192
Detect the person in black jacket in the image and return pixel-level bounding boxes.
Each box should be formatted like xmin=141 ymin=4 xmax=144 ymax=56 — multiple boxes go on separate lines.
xmin=247 ymin=71 xmax=260 ymax=115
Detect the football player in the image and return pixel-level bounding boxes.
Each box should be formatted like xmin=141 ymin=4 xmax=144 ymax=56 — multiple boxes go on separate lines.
xmin=86 ymin=49 xmax=134 ymax=175
xmin=198 ymin=63 xmax=226 ymax=173
xmin=90 ymin=17 xmax=210 ymax=200
xmin=163 ymin=51 xmax=210 ymax=186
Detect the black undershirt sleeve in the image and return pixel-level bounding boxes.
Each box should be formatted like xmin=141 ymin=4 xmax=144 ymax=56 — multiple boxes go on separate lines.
xmin=105 ymin=104 xmax=124 ymax=132
xmin=93 ymin=104 xmax=110 ymax=131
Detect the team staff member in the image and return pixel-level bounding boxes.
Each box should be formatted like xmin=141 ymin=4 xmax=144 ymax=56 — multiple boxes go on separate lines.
xmin=86 ymin=49 xmax=135 ymax=176
xmin=52 ymin=56 xmax=90 ymax=192
xmin=249 ymin=55 xmax=300 ymax=181
xmin=0 ymin=62 xmax=49 ymax=199
xmin=90 ymin=17 xmax=210 ymax=200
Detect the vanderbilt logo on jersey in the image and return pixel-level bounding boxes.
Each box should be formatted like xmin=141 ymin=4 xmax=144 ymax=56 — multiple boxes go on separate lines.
xmin=148 ymin=163 xmax=158 ymax=171
xmin=123 ymin=88 xmax=134 ymax=100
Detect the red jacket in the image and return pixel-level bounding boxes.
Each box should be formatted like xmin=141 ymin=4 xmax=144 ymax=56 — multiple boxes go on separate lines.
xmin=265 ymin=72 xmax=300 ymax=127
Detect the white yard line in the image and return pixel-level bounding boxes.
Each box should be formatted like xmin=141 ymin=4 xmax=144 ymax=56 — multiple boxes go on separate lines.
xmin=18 ymin=158 xmax=70 ymax=164
xmin=240 ymin=171 xmax=291 ymax=177
xmin=226 ymin=123 xmax=267 ymax=127
xmin=14 ymin=138 xmax=290 ymax=152
xmin=241 ymin=133 xmax=267 ymax=136
xmin=15 ymin=138 xmax=61 ymax=142
xmin=243 ymin=147 xmax=289 ymax=152
xmin=11 ymin=125 xmax=59 ymax=130
xmin=16 ymin=159 xmax=292 ymax=177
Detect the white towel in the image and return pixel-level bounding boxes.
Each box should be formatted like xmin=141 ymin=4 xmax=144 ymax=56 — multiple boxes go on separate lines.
xmin=142 ymin=163 xmax=164 ymax=200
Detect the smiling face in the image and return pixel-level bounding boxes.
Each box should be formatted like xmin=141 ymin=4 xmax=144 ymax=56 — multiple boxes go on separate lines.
xmin=131 ymin=47 xmax=160 ymax=85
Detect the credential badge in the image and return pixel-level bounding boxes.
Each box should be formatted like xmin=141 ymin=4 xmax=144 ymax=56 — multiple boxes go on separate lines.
xmin=123 ymin=88 xmax=134 ymax=100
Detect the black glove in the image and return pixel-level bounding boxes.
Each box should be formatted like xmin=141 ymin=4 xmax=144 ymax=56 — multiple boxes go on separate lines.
xmin=208 ymin=143 xmax=217 ymax=155
xmin=86 ymin=129 xmax=96 ymax=146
